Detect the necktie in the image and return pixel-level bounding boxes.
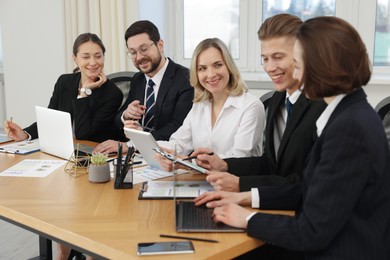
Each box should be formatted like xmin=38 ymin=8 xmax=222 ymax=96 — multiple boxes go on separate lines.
xmin=144 ymin=79 xmax=155 ymax=131
xmin=286 ymin=97 xmax=293 ymax=122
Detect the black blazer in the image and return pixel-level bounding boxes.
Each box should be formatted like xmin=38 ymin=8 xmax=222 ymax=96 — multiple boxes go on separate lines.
xmin=115 ymin=58 xmax=194 ymax=141
xmin=247 ymin=89 xmax=390 ymax=259
xmin=24 ymin=73 xmax=123 ymax=143
xmin=225 ymin=92 xmax=326 ymax=196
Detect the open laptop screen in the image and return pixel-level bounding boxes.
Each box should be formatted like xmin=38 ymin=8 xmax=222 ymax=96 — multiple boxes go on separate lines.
xmin=35 ymin=106 xmax=93 ymax=160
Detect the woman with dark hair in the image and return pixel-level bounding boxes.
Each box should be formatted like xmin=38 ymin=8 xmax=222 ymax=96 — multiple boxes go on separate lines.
xmin=195 ymin=17 xmax=390 ymax=259
xmin=4 ymin=33 xmax=123 ymax=143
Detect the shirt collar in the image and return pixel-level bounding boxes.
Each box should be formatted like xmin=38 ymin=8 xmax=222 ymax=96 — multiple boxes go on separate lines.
xmin=286 ymin=89 xmax=302 ymax=105
xmin=145 ymin=58 xmax=169 ymax=87
xmin=204 ymin=93 xmax=246 ymax=109
xmin=316 ymin=94 xmax=346 ymax=137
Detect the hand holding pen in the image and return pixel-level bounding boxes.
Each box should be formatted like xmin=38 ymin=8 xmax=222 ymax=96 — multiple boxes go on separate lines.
xmin=188 ymin=148 xmax=227 ymax=172
xmin=183 ymin=152 xmax=214 ymax=161
xmin=4 ymin=117 xmax=29 ymax=141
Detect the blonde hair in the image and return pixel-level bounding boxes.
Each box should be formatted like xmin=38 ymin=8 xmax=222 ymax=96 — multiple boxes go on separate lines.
xmin=190 ymin=38 xmax=247 ymax=102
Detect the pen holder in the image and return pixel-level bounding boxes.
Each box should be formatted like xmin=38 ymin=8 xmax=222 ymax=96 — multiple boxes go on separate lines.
xmin=113 ymin=159 xmax=133 ymax=189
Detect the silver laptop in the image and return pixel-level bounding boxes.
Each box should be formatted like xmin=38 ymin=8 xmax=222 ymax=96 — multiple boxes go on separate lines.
xmin=173 ymin=169 xmax=245 ymax=233
xmin=35 ymin=106 xmax=94 ymax=160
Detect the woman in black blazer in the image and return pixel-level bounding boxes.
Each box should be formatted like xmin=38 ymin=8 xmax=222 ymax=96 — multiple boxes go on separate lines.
xmin=4 ymin=33 xmax=123 ymax=143
xmin=195 ymin=17 xmax=390 ymax=259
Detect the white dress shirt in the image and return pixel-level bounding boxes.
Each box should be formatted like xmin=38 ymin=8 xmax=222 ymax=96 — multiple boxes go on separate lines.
xmin=316 ymin=94 xmax=346 ymax=137
xmin=157 ymin=92 xmax=265 ymax=158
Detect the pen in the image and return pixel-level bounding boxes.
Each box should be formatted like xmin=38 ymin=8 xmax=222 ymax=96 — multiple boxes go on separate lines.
xmin=182 ymin=152 xmax=214 ymax=161
xmin=10 ymin=116 xmax=13 ymax=126
xmin=160 ymin=234 xmax=219 ymax=243
xmin=115 ymin=142 xmax=122 ymax=188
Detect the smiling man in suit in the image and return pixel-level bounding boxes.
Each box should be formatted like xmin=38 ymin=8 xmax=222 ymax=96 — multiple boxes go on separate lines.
xmin=95 ymin=20 xmax=193 ymax=154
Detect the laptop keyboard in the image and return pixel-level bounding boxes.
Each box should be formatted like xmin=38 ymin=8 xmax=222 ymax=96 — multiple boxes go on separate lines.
xmin=178 ymin=201 xmax=243 ymax=231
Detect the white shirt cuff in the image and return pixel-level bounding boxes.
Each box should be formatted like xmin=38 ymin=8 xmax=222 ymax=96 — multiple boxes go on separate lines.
xmin=251 ymin=188 xmax=260 ymax=208
xmin=23 ymin=131 xmax=32 ymax=141
xmin=245 ymin=212 xmax=257 ymax=224
xmin=121 ymin=111 xmax=126 ymax=124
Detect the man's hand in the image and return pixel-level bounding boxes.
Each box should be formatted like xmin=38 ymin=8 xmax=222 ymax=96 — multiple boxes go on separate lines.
xmin=193 ymin=190 xmax=251 ymax=207
xmin=123 ymin=120 xmax=143 ymax=131
xmin=123 ymin=100 xmax=146 ymax=121
xmin=93 ymin=140 xmax=128 ymax=155
xmin=212 ymin=203 xmax=253 ymax=229
xmin=205 ymin=171 xmax=240 ymax=192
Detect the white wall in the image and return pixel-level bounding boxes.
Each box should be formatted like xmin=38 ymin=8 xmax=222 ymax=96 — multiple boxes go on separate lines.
xmin=0 ymin=0 xmax=66 ymax=126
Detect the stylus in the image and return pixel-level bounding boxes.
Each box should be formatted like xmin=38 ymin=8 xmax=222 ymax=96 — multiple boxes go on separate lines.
xmin=160 ymin=234 xmax=219 ymax=243
xmin=182 ymin=152 xmax=214 ymax=161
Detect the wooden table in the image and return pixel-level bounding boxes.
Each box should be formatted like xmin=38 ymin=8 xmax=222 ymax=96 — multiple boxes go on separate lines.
xmin=0 ymin=149 xmax=292 ymax=259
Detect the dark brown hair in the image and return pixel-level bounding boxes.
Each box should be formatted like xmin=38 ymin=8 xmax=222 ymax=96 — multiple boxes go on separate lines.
xmin=72 ymin=33 xmax=105 ymax=73
xmin=297 ymin=16 xmax=371 ymax=99
xmin=124 ymin=20 xmax=161 ymax=47
xmin=258 ymin=13 xmax=302 ymax=41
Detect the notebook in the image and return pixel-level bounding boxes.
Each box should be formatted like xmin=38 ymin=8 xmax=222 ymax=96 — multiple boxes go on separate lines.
xmin=173 ymin=171 xmax=245 ymax=233
xmin=35 ymin=106 xmax=94 ymax=160
xmin=0 ymin=139 xmax=40 ymax=155
xmin=138 ymin=180 xmax=213 ymax=200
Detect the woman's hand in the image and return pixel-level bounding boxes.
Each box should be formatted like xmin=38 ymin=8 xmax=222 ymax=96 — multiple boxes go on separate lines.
xmin=4 ymin=120 xmax=28 ymax=141
xmin=154 ymin=148 xmax=188 ymax=172
xmin=84 ymin=72 xmax=107 ymax=90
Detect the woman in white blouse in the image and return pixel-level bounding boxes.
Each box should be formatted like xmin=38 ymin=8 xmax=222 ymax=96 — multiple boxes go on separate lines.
xmin=157 ymin=38 xmax=265 ymax=160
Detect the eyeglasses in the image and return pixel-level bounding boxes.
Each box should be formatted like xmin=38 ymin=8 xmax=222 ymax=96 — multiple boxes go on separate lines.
xmin=127 ymin=42 xmax=155 ymax=59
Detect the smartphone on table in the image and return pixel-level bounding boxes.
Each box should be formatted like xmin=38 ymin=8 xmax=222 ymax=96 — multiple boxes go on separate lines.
xmin=137 ymin=241 xmax=195 ymax=255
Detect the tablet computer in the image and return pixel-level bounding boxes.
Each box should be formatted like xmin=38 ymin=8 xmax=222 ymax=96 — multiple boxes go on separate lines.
xmin=123 ymin=128 xmax=162 ymax=169
xmin=124 ymin=128 xmax=207 ymax=173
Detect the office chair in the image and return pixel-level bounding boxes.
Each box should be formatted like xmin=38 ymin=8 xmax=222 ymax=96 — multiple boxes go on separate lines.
xmin=260 ymin=90 xmax=275 ymax=111
xmin=107 ymin=71 xmax=136 ymax=106
xmin=375 ymin=96 xmax=390 ymax=120
xmin=375 ymin=96 xmax=390 ymax=148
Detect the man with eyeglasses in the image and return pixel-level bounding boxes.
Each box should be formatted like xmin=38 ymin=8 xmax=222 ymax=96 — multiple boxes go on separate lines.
xmin=94 ymin=20 xmax=193 ymax=154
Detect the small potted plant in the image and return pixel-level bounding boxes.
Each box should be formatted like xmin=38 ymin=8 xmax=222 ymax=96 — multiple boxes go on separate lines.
xmin=88 ymin=153 xmax=110 ymax=183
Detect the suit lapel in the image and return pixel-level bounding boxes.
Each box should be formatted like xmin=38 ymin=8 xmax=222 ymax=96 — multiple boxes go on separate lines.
xmin=322 ymin=88 xmax=366 ymax=133
xmin=154 ymin=59 xmax=175 ymax=122
xmin=266 ymin=91 xmax=286 ymax=165
xmin=135 ymin=76 xmax=147 ymax=104
xmin=277 ymin=94 xmax=309 ymax=160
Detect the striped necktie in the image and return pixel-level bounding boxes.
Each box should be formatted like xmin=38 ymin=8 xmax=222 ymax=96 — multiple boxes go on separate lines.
xmin=286 ymin=97 xmax=293 ymax=122
xmin=144 ymin=79 xmax=155 ymax=131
